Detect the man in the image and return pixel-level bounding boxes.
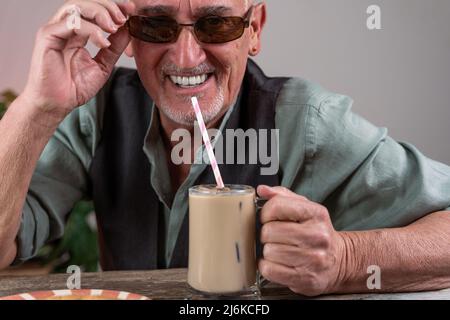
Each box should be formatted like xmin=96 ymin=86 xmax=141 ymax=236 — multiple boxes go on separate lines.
xmin=0 ymin=0 xmax=449 ymax=297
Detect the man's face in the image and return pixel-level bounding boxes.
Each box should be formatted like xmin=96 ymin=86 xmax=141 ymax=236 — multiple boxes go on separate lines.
xmin=127 ymin=0 xmax=264 ymax=127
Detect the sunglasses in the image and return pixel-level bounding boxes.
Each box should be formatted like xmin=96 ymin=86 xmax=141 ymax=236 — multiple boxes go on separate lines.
xmin=126 ymin=6 xmax=254 ymax=44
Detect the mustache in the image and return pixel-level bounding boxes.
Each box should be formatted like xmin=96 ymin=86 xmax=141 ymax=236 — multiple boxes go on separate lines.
xmin=161 ymin=62 xmax=215 ymax=77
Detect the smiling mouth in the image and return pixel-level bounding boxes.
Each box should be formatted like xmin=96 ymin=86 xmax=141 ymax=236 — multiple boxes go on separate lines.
xmin=168 ymin=73 xmax=213 ymax=88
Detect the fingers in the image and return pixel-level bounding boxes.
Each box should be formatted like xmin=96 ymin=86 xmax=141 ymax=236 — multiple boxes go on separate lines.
xmin=257 ymin=185 xmax=310 ymax=222
xmin=257 ymin=185 xmax=303 ymax=199
xmin=94 ymin=26 xmax=131 ymax=74
xmin=51 ymin=1 xmax=121 ymax=34
xmin=75 ymin=19 xmax=112 ymax=48
xmin=259 ymin=258 xmax=330 ymax=297
xmin=37 ymin=18 xmax=111 ymax=52
xmin=41 ymin=0 xmax=136 ymax=52
xmin=260 ymin=195 xmax=317 ymax=224
xmin=260 ymin=221 xmax=303 ymax=246
xmin=50 ymin=0 xmax=136 ymax=33
xmin=263 ymin=243 xmax=302 ymax=268
xmin=262 ymin=242 xmax=331 ymax=270
xmin=260 ymin=220 xmax=331 ymax=248
xmin=91 ymin=0 xmax=127 ymax=24
xmin=116 ymin=0 xmax=136 ymax=17
xmin=258 ymin=259 xmax=298 ymax=288
xmin=92 ymin=1 xmax=135 ymax=73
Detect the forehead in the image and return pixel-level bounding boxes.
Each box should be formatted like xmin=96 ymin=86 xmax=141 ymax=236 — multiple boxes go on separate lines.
xmin=132 ymin=0 xmax=246 ymax=15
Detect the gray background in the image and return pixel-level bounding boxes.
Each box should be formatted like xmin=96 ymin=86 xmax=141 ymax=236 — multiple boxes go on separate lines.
xmin=1 ymin=0 xmax=449 ymax=164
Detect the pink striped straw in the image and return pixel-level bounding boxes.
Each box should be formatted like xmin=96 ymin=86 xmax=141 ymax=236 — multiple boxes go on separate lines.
xmin=191 ymin=97 xmax=225 ymax=189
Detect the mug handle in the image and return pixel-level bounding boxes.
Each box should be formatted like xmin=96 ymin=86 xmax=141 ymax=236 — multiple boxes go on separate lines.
xmin=255 ymin=197 xmax=268 ymax=210
xmin=255 ymin=197 xmax=270 ymax=289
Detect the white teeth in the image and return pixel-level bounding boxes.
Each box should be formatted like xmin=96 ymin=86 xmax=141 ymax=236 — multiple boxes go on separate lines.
xmin=169 ymin=74 xmax=209 ymax=87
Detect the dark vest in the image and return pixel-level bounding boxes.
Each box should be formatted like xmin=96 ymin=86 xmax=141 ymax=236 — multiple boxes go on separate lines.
xmin=89 ymin=60 xmax=290 ymax=271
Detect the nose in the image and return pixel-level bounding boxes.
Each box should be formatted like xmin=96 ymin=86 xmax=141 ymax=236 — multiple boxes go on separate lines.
xmin=169 ymin=27 xmax=207 ymax=69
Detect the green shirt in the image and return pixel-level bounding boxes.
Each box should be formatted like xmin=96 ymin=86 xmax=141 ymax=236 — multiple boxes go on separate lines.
xmin=16 ymin=77 xmax=450 ymax=266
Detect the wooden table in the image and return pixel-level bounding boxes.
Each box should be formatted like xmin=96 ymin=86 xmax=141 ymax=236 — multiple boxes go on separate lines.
xmin=1 ymin=269 xmax=449 ymax=300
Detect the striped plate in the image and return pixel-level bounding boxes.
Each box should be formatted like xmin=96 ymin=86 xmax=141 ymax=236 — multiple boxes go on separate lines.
xmin=0 ymin=289 xmax=150 ymax=300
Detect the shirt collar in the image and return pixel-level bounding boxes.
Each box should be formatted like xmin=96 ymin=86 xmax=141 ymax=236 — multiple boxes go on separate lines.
xmin=143 ymin=100 xmax=237 ymax=166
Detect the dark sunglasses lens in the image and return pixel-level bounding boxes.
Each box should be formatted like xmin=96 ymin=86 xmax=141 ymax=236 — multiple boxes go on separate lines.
xmin=195 ymin=16 xmax=245 ymax=43
xmin=128 ymin=16 xmax=179 ymax=43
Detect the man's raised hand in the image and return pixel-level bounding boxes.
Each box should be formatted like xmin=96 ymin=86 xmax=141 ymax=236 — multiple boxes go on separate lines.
xmin=22 ymin=0 xmax=135 ymax=120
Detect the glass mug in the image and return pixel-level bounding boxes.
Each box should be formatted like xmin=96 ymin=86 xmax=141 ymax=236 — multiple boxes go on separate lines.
xmin=188 ymin=184 xmax=267 ymax=297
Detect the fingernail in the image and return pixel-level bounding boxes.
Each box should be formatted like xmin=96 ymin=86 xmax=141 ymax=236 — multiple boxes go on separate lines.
xmin=110 ymin=23 xmax=118 ymax=32
xmin=118 ymin=14 xmax=127 ymax=23
xmin=258 ymin=185 xmax=269 ymax=192
xmin=104 ymin=38 xmax=112 ymax=47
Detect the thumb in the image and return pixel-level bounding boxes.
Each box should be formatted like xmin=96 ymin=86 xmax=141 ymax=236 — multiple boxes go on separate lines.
xmin=94 ymin=26 xmax=131 ymax=75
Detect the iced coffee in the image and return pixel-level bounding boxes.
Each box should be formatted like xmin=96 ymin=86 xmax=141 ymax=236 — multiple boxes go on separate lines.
xmin=188 ymin=185 xmax=257 ymax=295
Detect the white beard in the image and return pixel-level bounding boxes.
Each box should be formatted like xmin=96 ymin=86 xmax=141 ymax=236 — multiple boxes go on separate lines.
xmin=158 ymin=87 xmax=225 ymax=126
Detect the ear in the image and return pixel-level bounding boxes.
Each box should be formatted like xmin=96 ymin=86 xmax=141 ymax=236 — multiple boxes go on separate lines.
xmin=125 ymin=41 xmax=134 ymax=57
xmin=248 ymin=3 xmax=267 ymax=57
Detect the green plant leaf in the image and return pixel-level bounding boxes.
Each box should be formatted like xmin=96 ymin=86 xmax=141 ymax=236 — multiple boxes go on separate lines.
xmin=38 ymin=201 xmax=99 ymax=273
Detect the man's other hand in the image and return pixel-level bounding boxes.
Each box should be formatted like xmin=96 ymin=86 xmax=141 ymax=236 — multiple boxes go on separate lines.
xmin=257 ymin=185 xmax=348 ymax=296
